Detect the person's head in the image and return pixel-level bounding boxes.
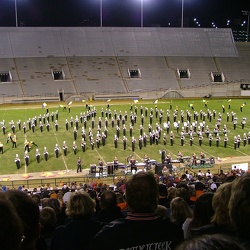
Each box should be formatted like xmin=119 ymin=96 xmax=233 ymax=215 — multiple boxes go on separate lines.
xmin=211 ymin=182 xmax=232 ymax=227
xmin=5 ymin=190 xmax=40 ymax=250
xmin=189 ymin=192 xmax=214 ymax=230
xmin=229 ymin=173 xmax=250 ymax=239
xmin=170 ymin=197 xmax=193 ymax=225
xmin=0 ymin=192 xmax=24 ymax=250
xmin=125 ymin=171 xmax=158 ymax=213
xmin=175 ymin=187 xmax=191 ymax=204
xmin=65 ymin=191 xmax=96 ymax=219
xmin=40 ymin=207 xmax=57 ymax=229
xmin=175 ymin=234 xmax=244 ymax=250
xmin=100 ymin=190 xmax=117 ymax=209
xmin=115 ymin=192 xmax=126 ymax=204
xmin=155 ymin=205 xmax=167 ymax=219
xmin=31 ymin=193 xmax=41 ymax=206
xmin=46 ymin=198 xmax=61 ymax=213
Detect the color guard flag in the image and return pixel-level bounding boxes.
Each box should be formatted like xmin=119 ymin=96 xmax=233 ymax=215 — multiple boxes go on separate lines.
xmin=133 ymin=99 xmax=139 ymax=103
xmin=153 ymin=100 xmax=158 ymax=104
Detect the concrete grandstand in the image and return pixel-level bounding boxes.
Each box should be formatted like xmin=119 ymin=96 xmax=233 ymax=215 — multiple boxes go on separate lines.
xmin=0 ymin=27 xmax=249 ymax=104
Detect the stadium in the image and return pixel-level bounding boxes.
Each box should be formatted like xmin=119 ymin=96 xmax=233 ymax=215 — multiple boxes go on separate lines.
xmin=0 ymin=26 xmax=250 ymax=189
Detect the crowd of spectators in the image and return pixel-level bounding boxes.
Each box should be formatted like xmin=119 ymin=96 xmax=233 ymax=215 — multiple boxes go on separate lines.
xmin=0 ymin=168 xmax=249 ymax=249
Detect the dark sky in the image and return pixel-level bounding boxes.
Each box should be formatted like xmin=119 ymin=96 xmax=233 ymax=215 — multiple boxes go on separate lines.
xmin=0 ymin=0 xmax=249 ymax=28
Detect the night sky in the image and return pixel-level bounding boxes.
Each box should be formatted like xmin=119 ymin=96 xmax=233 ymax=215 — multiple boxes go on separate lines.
xmin=0 ymin=0 xmax=249 ymax=28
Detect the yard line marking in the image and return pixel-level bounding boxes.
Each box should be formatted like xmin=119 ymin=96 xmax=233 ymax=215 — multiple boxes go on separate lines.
xmin=51 ymin=121 xmax=69 ymax=172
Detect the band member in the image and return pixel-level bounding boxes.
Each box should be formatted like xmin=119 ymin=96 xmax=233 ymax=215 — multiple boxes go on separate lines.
xmin=138 ymin=135 xmax=143 ymax=150
xmin=72 ymin=141 xmax=77 ymax=155
xmin=243 ymin=133 xmax=247 ymax=146
xmin=192 ymin=153 xmax=197 ymax=166
xmin=208 ymin=133 xmax=213 ymax=147
xmin=63 ymin=141 xmax=68 ymax=156
xmin=55 ymin=120 xmax=59 ymax=131
xmin=170 ymin=131 xmax=174 ymax=146
xmin=101 ymin=132 xmax=106 ymax=146
xmin=77 ymin=156 xmax=82 ymax=173
xmin=130 ymin=157 xmax=137 ymax=173
xmin=198 ymin=134 xmax=203 ymax=146
xmin=180 ymin=133 xmax=185 ymax=146
xmin=160 ymin=149 xmax=166 ymax=164
xmin=114 ymin=135 xmax=118 ymax=148
xmin=114 ymin=157 xmax=119 ymax=171
xmin=36 ymin=148 xmax=41 ymax=163
xmin=2 ymin=123 xmax=6 ymax=135
xmin=0 ymin=141 xmax=3 ymax=154
xmin=81 ymin=139 xmax=86 ymax=152
xmin=12 ymin=134 xmax=17 ymax=148
xmin=44 ymin=147 xmax=49 ymax=161
xmin=216 ymin=134 xmax=220 ymax=147
xmin=224 ymin=134 xmax=228 ymax=148
xmin=46 ymin=121 xmax=50 ymax=132
xmin=65 ymin=119 xmax=69 ymax=131
xmin=90 ymin=137 xmax=95 ymax=150
xmin=200 ymin=152 xmax=205 ymax=165
xmin=163 ymin=133 xmax=167 ymax=145
xmin=131 ymin=137 xmax=136 ymax=152
xmin=123 ymin=136 xmax=127 ymax=150
xmin=189 ymin=134 xmax=194 ymax=146
xmin=177 ymin=151 xmax=183 ymax=163
xmin=31 ymin=122 xmax=35 ymax=133
xmin=73 ymin=127 xmax=77 ymax=141
xmin=55 ymin=144 xmax=59 ymax=158
xmin=234 ymin=136 xmax=238 ymax=150
xmin=23 ymin=122 xmax=27 ymax=134
xmin=7 ymin=132 xmax=12 ymax=143
xmin=24 ymin=151 xmax=29 ymax=166
xmin=39 ymin=121 xmax=43 ymax=132
xmin=237 ymin=134 xmax=241 ymax=148
xmin=98 ymin=158 xmax=104 ymax=175
xmin=15 ymin=154 xmax=21 ymax=169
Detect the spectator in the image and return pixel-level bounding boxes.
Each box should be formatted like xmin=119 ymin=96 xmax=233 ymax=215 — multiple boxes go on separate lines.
xmin=210 ymin=182 xmax=234 ymax=236
xmin=94 ymin=190 xmax=124 ymax=223
xmin=90 ymin=171 xmax=183 ymax=250
xmin=5 ymin=190 xmax=40 ymax=250
xmin=170 ymin=197 xmax=193 ymax=230
xmin=51 ymin=191 xmax=103 ymax=250
xmin=158 ymin=183 xmax=168 ymax=207
xmin=115 ymin=192 xmax=127 ymax=212
xmin=36 ymin=207 xmax=57 ymax=250
xmin=229 ymin=173 xmax=250 ymax=248
xmin=175 ymin=234 xmax=244 ymax=250
xmin=183 ymin=192 xmax=214 ymax=239
xmin=46 ymin=198 xmax=67 ymax=226
xmin=0 ymin=192 xmax=24 ymax=250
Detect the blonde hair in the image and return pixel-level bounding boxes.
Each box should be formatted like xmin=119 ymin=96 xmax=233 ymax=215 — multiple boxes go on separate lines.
xmin=66 ymin=191 xmax=96 ymax=218
xmin=170 ymin=197 xmax=193 ymax=224
xmin=211 ymin=182 xmax=232 ymax=226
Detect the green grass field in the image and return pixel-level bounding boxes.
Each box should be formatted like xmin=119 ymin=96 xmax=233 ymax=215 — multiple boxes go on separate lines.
xmin=0 ymin=98 xmax=249 ymax=177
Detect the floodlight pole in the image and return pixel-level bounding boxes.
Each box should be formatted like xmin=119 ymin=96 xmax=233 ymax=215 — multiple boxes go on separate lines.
xmin=100 ymin=0 xmax=103 ymax=27
xmin=15 ymin=0 xmax=18 ymax=27
xmin=141 ymin=0 xmax=143 ymax=27
xmin=181 ymin=0 xmax=184 ymax=28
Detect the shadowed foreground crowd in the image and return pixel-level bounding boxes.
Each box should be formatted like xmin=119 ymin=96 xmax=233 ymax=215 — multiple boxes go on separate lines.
xmin=1 ymin=171 xmax=250 ymax=250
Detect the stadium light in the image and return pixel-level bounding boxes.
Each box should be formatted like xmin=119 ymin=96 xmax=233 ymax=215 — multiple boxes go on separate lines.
xmin=242 ymin=10 xmax=250 ymax=42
